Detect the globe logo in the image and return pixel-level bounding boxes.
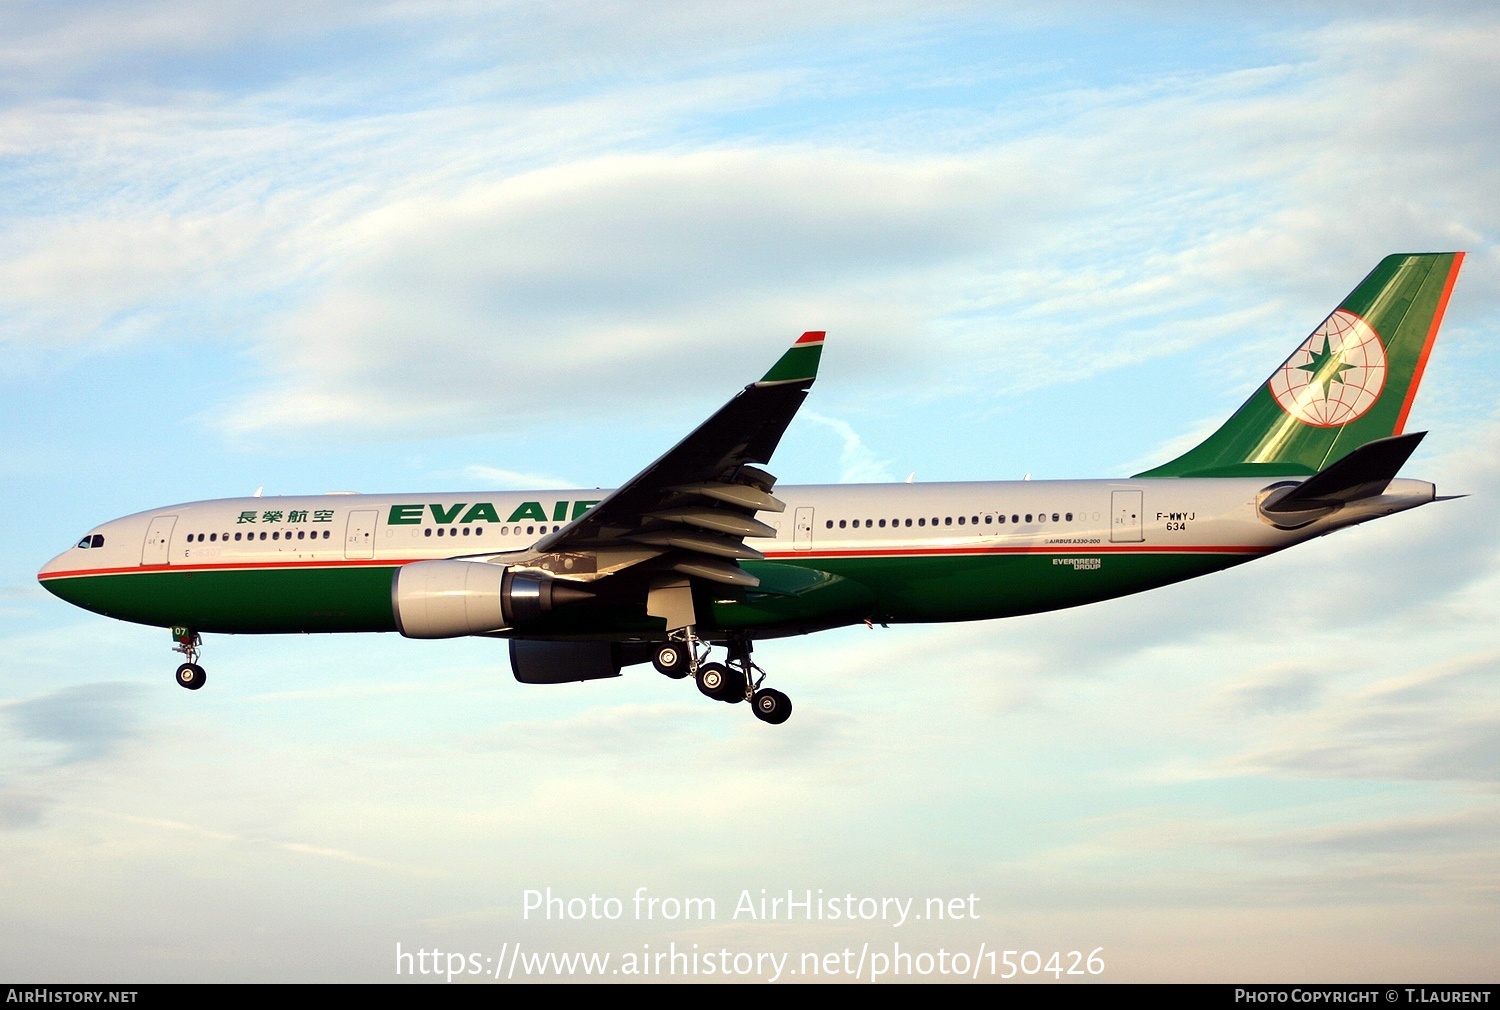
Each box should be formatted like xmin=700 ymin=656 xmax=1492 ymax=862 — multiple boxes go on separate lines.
xmin=1267 ymin=309 xmax=1387 ymax=427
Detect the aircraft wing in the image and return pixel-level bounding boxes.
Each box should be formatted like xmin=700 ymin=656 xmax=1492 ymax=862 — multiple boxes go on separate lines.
xmin=524 ymin=332 xmax=824 ymax=588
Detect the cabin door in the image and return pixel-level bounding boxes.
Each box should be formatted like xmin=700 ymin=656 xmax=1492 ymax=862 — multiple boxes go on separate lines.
xmin=344 ymin=509 xmax=379 ymax=560
xmin=142 ymin=515 xmax=177 ymax=566
xmin=1110 ymin=490 xmax=1144 ymax=543
xmin=794 ymin=507 xmax=814 ymax=550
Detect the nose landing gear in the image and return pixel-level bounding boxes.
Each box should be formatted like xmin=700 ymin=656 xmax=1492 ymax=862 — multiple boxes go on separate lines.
xmin=171 ymin=627 xmax=206 ymax=690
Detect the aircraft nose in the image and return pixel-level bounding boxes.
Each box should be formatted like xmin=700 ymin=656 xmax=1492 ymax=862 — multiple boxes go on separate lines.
xmin=37 ymin=547 xmax=78 ymax=604
xmin=38 ymin=547 xmax=75 ymax=581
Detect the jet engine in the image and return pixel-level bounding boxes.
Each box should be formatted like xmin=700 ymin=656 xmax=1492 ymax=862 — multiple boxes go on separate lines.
xmin=391 ymin=559 xmax=591 ymax=638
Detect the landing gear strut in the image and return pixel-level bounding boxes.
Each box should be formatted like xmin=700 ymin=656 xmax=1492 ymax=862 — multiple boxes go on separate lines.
xmin=728 ymin=637 xmax=791 ymax=725
xmin=677 ymin=633 xmax=790 ymax=724
xmin=171 ymin=627 xmax=206 ymax=690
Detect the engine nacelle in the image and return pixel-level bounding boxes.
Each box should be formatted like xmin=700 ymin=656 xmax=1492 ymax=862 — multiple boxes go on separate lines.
xmin=391 ymin=560 xmax=589 ymax=639
xmin=510 ymin=640 xmax=622 ymax=683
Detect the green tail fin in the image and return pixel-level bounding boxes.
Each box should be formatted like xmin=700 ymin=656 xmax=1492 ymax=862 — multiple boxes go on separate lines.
xmin=1136 ymin=252 xmax=1464 ymax=478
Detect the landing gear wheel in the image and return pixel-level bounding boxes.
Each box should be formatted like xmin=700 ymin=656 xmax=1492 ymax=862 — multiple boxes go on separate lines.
xmin=720 ymin=667 xmax=748 ymax=704
xmin=751 ymin=688 xmax=791 ymax=724
xmin=696 ymin=663 xmax=733 ymax=701
xmin=652 ymin=643 xmax=690 ymax=679
xmin=175 ymin=663 xmax=206 ymax=691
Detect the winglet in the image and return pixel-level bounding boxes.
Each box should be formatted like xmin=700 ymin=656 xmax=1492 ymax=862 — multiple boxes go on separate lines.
xmin=756 ymin=331 xmax=825 ymax=386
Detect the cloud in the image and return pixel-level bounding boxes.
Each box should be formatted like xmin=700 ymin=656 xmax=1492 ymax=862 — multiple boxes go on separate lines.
xmin=806 ymin=413 xmax=896 ymax=483
xmin=2 ymin=10 xmax=1497 ymax=453
xmin=220 ymin=148 xmax=1053 ymax=436
xmin=0 ymin=682 xmax=149 ymax=831
xmin=217 ymin=15 xmax=1500 ymax=443
xmin=3 ymin=681 xmax=146 ymax=766
xmin=462 ymin=465 xmax=576 ymax=491
xmin=1219 ymin=664 xmax=1323 ymax=716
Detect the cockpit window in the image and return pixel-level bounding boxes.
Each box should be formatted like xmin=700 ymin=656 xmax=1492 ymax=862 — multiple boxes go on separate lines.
xmin=77 ymin=536 xmax=92 ymax=549
xmin=91 ymin=534 xmax=104 ymax=548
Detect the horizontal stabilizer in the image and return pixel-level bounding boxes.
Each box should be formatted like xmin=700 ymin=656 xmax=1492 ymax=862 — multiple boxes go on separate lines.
xmin=1260 ymin=432 xmax=1425 ymax=526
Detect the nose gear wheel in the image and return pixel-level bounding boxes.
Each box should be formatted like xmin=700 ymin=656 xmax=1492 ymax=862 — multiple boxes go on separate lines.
xmin=170 ymin=627 xmax=207 ymax=691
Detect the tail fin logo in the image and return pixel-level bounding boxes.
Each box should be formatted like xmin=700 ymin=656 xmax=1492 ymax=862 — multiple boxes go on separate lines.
xmin=1268 ymin=309 xmax=1387 ymax=428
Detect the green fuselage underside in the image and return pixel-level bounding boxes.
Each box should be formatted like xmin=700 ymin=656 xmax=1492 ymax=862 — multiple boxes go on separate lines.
xmin=43 ymin=549 xmax=1258 ymax=640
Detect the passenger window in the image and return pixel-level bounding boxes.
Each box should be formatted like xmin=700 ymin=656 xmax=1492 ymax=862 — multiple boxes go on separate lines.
xmin=462 ymin=527 xmax=471 ymax=535
xmin=878 ymin=519 xmax=886 ymax=527
xmin=527 ymin=526 xmax=535 ymax=535
xmin=944 ymin=517 xmax=952 ymax=526
xmin=839 ymin=520 xmax=846 ymax=529
xmin=918 ymin=518 xmax=926 ymax=527
xmin=1052 ymin=513 xmax=1059 ymax=522
xmin=425 ymin=529 xmax=432 ymax=537
xmin=999 ymin=515 xmax=1006 ymax=524
xmin=209 ymin=533 xmax=217 ymax=542
xmin=904 ymin=519 xmax=912 ymax=527
xmin=259 ymin=532 xmax=267 ymax=540
xmin=476 ymin=527 xmax=484 ymax=536
xmin=1066 ymin=512 xmax=1073 ymax=521
xmin=1025 ymin=514 xmax=1033 ymax=523
xmin=272 ymin=531 xmax=280 ymax=540
xmin=234 ymin=532 xmax=242 ymax=541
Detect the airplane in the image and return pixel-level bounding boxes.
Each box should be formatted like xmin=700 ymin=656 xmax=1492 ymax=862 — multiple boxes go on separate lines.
xmin=37 ymin=252 xmax=1465 ymax=725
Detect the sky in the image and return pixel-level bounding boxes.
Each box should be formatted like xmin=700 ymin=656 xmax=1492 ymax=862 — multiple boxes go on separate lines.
xmin=1 ymin=0 xmax=1498 ymax=983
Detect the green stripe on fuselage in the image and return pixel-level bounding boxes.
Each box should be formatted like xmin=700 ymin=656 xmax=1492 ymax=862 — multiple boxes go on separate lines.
xmin=774 ymin=550 xmax=1258 ymax=624
xmin=40 ymin=549 xmax=1261 ymax=637
xmin=41 ymin=566 xmax=400 ymax=634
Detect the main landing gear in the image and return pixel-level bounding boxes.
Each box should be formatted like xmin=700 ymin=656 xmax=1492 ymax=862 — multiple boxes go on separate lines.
xmin=652 ymin=630 xmax=792 ymax=725
xmin=171 ymin=627 xmax=206 ymax=691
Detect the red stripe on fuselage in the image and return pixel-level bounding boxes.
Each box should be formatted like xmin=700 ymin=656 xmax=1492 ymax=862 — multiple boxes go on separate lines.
xmin=38 ymin=557 xmax=416 ymax=580
xmin=761 ymin=544 xmax=1268 ymax=560
xmin=39 ymin=542 xmax=1270 ymax=581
